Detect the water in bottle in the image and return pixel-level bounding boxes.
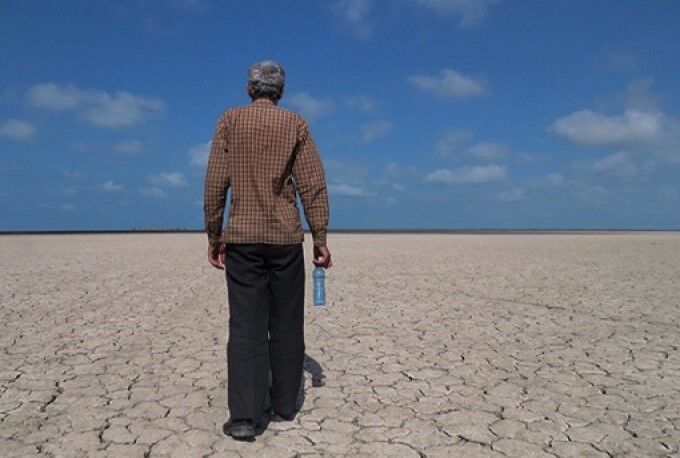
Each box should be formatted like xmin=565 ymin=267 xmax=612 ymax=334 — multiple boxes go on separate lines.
xmin=313 ymin=266 xmax=325 ymax=307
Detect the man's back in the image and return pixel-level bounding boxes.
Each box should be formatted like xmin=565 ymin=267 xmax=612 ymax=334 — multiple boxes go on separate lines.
xmin=204 ymin=60 xmax=331 ymax=440
xmin=204 ymin=98 xmax=329 ymax=248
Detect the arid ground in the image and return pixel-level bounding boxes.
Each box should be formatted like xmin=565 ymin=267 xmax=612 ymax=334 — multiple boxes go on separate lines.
xmin=1 ymin=233 xmax=679 ymax=457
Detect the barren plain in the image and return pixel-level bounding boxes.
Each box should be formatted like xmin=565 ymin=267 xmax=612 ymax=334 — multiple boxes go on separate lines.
xmin=1 ymin=233 xmax=679 ymax=457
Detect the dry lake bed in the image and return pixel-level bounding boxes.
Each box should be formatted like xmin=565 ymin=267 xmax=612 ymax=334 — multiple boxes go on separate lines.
xmin=1 ymin=232 xmax=679 ymax=457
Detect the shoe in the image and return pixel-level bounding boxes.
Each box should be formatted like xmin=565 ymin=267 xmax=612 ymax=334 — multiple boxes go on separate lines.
xmin=271 ymin=411 xmax=296 ymax=422
xmin=223 ymin=419 xmax=256 ymax=440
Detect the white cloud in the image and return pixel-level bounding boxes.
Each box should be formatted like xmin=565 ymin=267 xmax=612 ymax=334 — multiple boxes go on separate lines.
xmin=435 ymin=130 xmax=505 ymax=160
xmin=328 ymin=183 xmax=372 ymax=198
xmin=467 ymin=142 xmax=507 ymax=160
xmin=498 ymin=188 xmax=525 ymax=202
xmin=28 ymin=83 xmax=82 ymax=110
xmin=361 ymin=119 xmax=392 ymax=141
xmin=409 ymin=69 xmax=486 ymax=99
xmin=614 ymin=78 xmax=660 ymax=112
xmin=550 ymin=109 xmax=661 ymax=147
xmin=28 ymin=83 xmax=165 ymax=128
xmin=286 ymin=91 xmax=334 ymax=121
xmin=101 ymin=180 xmax=124 ymax=192
xmin=60 ymin=204 xmax=75 ymax=211
xmin=424 ymin=164 xmax=507 ymax=184
xmin=0 ymin=119 xmax=36 ymax=141
xmin=552 ymin=80 xmax=680 ymax=164
xmin=114 ymin=140 xmax=145 ymax=155
xmin=593 ymin=151 xmax=637 ymax=176
xmin=188 ymin=141 xmax=210 ymax=167
xmin=346 ymin=95 xmax=376 ymax=113
xmin=333 ymin=0 xmax=374 ymax=38
xmin=84 ymin=92 xmax=165 ymax=128
xmin=148 ymin=172 xmax=187 ymax=187
xmin=416 ymin=0 xmax=501 ymax=27
xmin=139 ymin=187 xmax=167 ymax=199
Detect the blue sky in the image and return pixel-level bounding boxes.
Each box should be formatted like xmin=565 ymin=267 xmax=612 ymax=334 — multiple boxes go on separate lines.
xmin=1 ymin=0 xmax=679 ymax=231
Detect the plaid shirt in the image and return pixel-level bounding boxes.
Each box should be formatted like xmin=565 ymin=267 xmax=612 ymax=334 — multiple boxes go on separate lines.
xmin=204 ymin=98 xmax=329 ymax=247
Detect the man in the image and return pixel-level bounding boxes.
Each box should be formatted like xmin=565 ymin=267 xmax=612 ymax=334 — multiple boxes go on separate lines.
xmin=203 ymin=60 xmax=332 ymax=441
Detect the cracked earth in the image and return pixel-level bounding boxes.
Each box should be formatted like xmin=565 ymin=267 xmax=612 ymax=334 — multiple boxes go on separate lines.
xmin=1 ymin=233 xmax=679 ymax=457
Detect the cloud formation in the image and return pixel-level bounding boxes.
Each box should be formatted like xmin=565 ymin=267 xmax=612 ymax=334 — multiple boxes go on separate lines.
xmin=467 ymin=142 xmax=507 ymax=160
xmin=0 ymin=119 xmax=36 ymax=141
xmin=346 ymin=95 xmax=376 ymax=113
xmin=333 ymin=0 xmax=374 ymax=38
xmin=188 ymin=141 xmax=210 ymax=167
xmin=424 ymin=164 xmax=507 ymax=184
xmin=436 ymin=130 xmax=505 ymax=160
xmin=593 ymin=152 xmax=637 ymax=176
xmin=409 ymin=69 xmax=486 ymax=99
xmin=28 ymin=83 xmax=165 ymax=128
xmin=328 ymin=183 xmax=372 ymax=198
xmin=416 ymin=0 xmax=501 ymax=27
xmin=286 ymin=91 xmax=334 ymax=121
xmin=147 ymin=172 xmax=187 ymax=187
xmin=101 ymin=180 xmax=124 ymax=192
xmin=139 ymin=187 xmax=167 ymax=199
xmin=551 ymin=80 xmax=680 ymax=164
xmin=550 ymin=109 xmax=661 ymax=147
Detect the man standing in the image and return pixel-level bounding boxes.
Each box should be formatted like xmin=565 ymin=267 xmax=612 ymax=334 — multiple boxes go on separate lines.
xmin=203 ymin=61 xmax=332 ymax=440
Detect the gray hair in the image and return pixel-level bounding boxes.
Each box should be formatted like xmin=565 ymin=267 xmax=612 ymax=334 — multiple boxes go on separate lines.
xmin=247 ymin=60 xmax=285 ymax=101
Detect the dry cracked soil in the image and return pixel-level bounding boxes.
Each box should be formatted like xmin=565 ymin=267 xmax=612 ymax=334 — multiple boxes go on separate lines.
xmin=1 ymin=233 xmax=679 ymax=457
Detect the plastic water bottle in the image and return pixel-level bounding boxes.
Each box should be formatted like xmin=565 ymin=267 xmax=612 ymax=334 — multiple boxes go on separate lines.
xmin=313 ymin=266 xmax=326 ymax=307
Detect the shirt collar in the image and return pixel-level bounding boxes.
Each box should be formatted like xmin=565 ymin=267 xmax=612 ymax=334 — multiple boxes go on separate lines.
xmin=252 ymin=98 xmax=275 ymax=106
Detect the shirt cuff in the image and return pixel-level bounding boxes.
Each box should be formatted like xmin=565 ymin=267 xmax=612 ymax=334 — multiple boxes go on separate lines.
xmin=312 ymin=229 xmax=327 ymax=248
xmin=207 ymin=230 xmax=223 ymax=245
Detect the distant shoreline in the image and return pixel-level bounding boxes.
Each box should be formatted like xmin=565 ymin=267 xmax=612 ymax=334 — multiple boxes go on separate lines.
xmin=1 ymin=229 xmax=678 ymax=236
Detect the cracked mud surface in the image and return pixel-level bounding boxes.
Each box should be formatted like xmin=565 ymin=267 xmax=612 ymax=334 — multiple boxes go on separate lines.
xmin=1 ymin=233 xmax=679 ymax=457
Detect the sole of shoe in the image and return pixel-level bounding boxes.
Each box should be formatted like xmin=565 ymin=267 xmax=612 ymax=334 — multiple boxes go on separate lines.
xmin=223 ymin=422 xmax=256 ymax=441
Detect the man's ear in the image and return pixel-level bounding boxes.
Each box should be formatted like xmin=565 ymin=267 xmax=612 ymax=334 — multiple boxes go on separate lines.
xmin=246 ymin=83 xmax=252 ymax=98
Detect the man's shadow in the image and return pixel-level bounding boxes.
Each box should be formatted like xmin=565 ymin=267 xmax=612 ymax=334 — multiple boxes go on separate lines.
xmin=296 ymin=353 xmax=324 ymax=409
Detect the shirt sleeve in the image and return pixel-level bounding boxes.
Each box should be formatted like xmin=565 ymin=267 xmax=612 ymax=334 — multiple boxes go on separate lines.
xmin=203 ymin=112 xmax=230 ymax=245
xmin=292 ymin=118 xmax=329 ymax=248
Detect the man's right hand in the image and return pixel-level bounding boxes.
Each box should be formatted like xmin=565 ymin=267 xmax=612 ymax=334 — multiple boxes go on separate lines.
xmin=208 ymin=242 xmax=226 ymax=270
xmin=313 ymin=245 xmax=332 ymax=268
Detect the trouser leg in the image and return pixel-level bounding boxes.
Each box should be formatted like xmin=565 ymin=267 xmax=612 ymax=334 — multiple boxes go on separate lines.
xmin=266 ymin=243 xmax=305 ymax=416
xmin=225 ymin=243 xmax=269 ymax=420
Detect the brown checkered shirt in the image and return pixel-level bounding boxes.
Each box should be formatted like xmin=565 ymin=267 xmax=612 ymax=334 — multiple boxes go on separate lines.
xmin=203 ymin=98 xmax=329 ymax=247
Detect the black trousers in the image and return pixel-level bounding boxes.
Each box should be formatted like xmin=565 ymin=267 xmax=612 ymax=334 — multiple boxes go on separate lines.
xmin=225 ymin=243 xmax=305 ymax=420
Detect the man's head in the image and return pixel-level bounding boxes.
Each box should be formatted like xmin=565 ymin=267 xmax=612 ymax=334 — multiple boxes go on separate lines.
xmin=247 ymin=60 xmax=285 ymax=103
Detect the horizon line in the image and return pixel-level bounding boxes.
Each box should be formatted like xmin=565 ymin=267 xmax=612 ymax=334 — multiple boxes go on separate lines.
xmin=1 ymin=228 xmax=679 ymax=236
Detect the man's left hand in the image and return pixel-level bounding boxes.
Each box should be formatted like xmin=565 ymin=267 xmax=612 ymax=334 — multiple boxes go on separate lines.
xmin=208 ymin=242 xmax=226 ymax=270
